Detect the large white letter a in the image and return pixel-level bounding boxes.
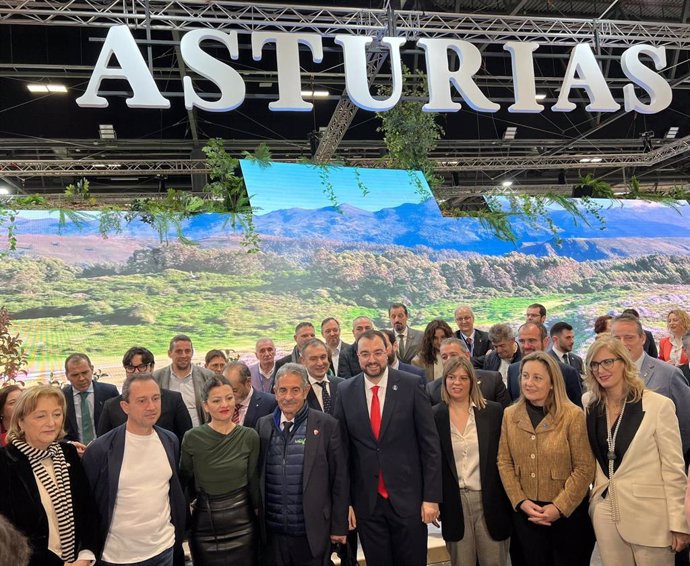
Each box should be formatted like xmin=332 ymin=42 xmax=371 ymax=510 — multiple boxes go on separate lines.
xmin=76 ymin=25 xmax=170 ymax=109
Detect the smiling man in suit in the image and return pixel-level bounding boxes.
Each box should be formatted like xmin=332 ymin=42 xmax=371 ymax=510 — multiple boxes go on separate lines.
xmin=97 ymin=347 xmax=192 ymax=444
xmin=256 ymin=363 xmax=348 ymax=566
xmin=300 ymin=338 xmax=344 ymax=415
xmin=612 ymin=313 xmax=690 ymax=457
xmin=454 ymin=305 xmax=490 ymax=368
xmin=548 ymin=321 xmax=584 ymax=375
xmin=63 ymin=353 xmax=119 ymax=444
xmin=389 ymin=303 xmax=423 ymax=364
xmin=321 ymin=317 xmax=350 ymax=378
xmin=334 ymin=330 xmax=442 ymax=566
xmin=427 ymin=338 xmax=510 ymax=408
xmin=224 ymin=361 xmax=277 ymax=428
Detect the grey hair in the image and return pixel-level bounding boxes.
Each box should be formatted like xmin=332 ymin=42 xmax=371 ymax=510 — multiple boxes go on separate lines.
xmin=488 ymin=323 xmax=514 ymax=343
xmin=274 ymin=363 xmax=310 ymax=388
xmin=440 ymin=337 xmax=469 ymax=353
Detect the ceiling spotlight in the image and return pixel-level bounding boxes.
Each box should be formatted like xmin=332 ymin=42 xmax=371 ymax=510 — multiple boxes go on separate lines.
xmin=0 ymin=187 xmax=10 ymax=195
xmin=99 ymin=124 xmax=117 ymax=140
xmin=590 ymin=157 xmax=603 ymax=163
xmin=666 ymin=126 xmax=680 ymax=139
xmin=27 ymin=83 xmax=68 ymax=94
xmin=258 ymin=82 xmax=272 ymax=88
xmin=300 ymin=90 xmax=329 ymax=98
xmin=535 ymin=93 xmax=547 ymax=101
xmin=501 ymin=180 xmax=513 ymax=187
xmin=46 ymin=84 xmax=68 ymax=93
xmin=503 ymin=126 xmax=517 ymax=140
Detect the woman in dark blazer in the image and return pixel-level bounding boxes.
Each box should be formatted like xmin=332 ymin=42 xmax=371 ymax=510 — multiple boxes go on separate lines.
xmin=0 ymin=385 xmax=98 ymax=566
xmin=433 ymin=355 xmax=511 ymax=566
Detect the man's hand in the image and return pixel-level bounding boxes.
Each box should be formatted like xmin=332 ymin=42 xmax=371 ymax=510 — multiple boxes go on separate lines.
xmin=330 ymin=535 xmax=347 ymax=544
xmin=348 ymin=506 xmax=357 ymax=530
xmin=421 ymin=501 xmax=440 ymax=525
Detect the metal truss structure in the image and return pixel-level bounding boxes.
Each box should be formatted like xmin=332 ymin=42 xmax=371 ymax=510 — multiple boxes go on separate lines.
xmin=2 ymin=135 xmax=689 ymax=176
xmin=3 ymin=1 xmax=690 ymax=48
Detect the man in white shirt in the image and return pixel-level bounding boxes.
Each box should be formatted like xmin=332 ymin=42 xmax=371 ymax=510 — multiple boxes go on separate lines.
xmin=321 ymin=317 xmax=350 ymax=377
xmin=83 ymin=373 xmax=186 ymax=566
xmin=301 ymin=339 xmax=344 ymax=415
xmin=483 ymin=323 xmax=521 ymax=383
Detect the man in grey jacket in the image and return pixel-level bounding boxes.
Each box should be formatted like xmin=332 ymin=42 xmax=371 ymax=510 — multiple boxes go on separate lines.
xmin=152 ymin=334 xmax=214 ymax=427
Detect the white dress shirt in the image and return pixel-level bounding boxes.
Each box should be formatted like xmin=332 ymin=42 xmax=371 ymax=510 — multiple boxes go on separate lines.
xmin=364 ymin=368 xmax=389 ymax=417
xmin=308 ymin=374 xmax=331 ymax=411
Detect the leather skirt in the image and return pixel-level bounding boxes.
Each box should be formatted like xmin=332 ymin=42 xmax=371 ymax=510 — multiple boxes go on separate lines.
xmin=190 ymin=487 xmax=258 ymax=566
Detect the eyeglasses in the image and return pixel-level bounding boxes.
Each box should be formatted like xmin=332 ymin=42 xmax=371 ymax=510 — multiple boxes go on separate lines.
xmin=124 ymin=363 xmax=151 ymax=373
xmin=589 ymin=358 xmax=622 ymax=373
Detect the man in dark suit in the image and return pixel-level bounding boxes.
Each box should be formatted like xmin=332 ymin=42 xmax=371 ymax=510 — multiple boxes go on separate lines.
xmin=389 ymin=303 xmax=423 ymax=364
xmin=507 ymin=322 xmax=582 ymax=407
xmin=321 ymin=317 xmax=351 ymax=378
xmin=82 ymin=373 xmax=186 ymax=566
xmin=152 ymin=334 xmax=215 ymax=427
xmin=548 ymin=321 xmax=584 ymax=375
xmin=334 ymin=330 xmax=442 ymax=566
xmin=301 ymin=339 xmax=344 ymax=415
xmin=97 ymin=346 xmax=192 ymax=442
xmin=274 ymin=322 xmax=316 ymax=373
xmin=63 ymin=353 xmax=119 ymax=444
xmin=483 ymin=323 xmax=521 ymax=385
xmin=612 ymin=314 xmax=690 ymax=456
xmin=622 ymin=308 xmax=658 ymax=358
xmin=256 ymin=363 xmax=348 ymax=566
xmin=380 ymin=329 xmax=426 ymax=382
xmin=453 ymin=305 xmax=490 ymax=368
xmin=339 ymin=316 xmax=374 ymax=378
xmin=224 ymin=361 xmax=277 ymax=428
xmin=427 ymin=338 xmax=511 ymax=408
xmin=681 ymin=332 xmax=690 ymax=385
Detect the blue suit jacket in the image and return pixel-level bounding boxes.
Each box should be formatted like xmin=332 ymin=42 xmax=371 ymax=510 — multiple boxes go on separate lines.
xmin=507 ymin=358 xmax=583 ymax=407
xmin=334 ymin=368 xmax=442 ymax=519
xmin=81 ymin=424 xmax=186 ymax=560
xmin=243 ymin=389 xmax=277 ymax=428
xmin=64 ymin=380 xmax=120 ymax=442
xmin=639 ymin=353 xmax=690 ymax=455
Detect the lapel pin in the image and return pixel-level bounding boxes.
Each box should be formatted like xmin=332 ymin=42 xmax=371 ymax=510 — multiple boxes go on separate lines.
xmin=314 ymin=429 xmax=320 ymax=435
xmin=393 ymin=384 xmax=398 ymax=391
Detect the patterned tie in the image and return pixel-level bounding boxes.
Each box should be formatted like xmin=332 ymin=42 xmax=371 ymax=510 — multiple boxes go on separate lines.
xmin=563 ymin=353 xmax=569 ymax=365
xmin=232 ymin=403 xmax=241 ymax=424
xmin=370 ymin=385 xmax=388 ymax=498
xmin=466 ymin=336 xmax=474 ymax=355
xmin=317 ymin=381 xmax=332 ymax=414
xmin=79 ymin=391 xmax=94 ymax=445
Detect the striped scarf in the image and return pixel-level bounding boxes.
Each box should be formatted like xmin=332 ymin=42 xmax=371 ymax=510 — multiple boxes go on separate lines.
xmin=13 ymin=440 xmax=76 ymax=562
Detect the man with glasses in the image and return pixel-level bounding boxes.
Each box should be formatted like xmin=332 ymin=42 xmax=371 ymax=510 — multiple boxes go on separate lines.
xmin=97 ymin=347 xmax=192 ymax=443
xmin=453 ymin=305 xmax=490 ymax=368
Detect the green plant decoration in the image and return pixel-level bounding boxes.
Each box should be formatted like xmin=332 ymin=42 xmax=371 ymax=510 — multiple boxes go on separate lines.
xmin=0 ymin=307 xmax=28 ymax=384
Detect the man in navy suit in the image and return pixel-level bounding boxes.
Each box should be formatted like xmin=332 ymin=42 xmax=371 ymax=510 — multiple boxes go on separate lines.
xmin=507 ymin=322 xmax=582 ymax=407
xmin=453 ymin=305 xmax=490 ymax=368
xmin=63 ymin=353 xmax=119 ymax=444
xmin=334 ymin=330 xmax=442 ymax=566
xmin=224 ymin=361 xmax=277 ymax=428
xmin=612 ymin=314 xmax=690 ymax=456
xmin=301 ymin=338 xmax=344 ymax=415
xmin=548 ymin=321 xmax=584 ymax=375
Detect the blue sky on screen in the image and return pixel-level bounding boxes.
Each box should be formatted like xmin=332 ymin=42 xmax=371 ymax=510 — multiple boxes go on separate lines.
xmin=240 ymin=160 xmax=436 ymax=214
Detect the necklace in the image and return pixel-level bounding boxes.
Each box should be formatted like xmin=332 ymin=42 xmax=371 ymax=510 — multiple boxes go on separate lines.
xmin=605 ymin=399 xmax=625 ymax=462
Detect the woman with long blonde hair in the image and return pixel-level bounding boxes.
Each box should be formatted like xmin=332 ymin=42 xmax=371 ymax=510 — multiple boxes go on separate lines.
xmin=659 ymin=309 xmax=690 ymax=366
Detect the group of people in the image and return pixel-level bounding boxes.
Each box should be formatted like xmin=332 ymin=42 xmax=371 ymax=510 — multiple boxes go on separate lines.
xmin=1 ymin=302 xmax=690 ymax=566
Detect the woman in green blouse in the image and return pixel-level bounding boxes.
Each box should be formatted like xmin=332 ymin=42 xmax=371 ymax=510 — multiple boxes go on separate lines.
xmin=180 ymin=375 xmax=260 ymax=566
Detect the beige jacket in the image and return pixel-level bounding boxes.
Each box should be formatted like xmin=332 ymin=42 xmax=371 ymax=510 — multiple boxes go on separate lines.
xmin=589 ymin=391 xmax=690 ymax=546
xmin=498 ymin=401 xmax=594 ymax=517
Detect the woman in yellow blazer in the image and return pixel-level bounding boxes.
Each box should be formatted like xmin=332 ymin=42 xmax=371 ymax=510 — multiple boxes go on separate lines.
xmin=497 ymin=351 xmax=595 ymax=566
xmin=586 ymin=337 xmax=690 ymax=566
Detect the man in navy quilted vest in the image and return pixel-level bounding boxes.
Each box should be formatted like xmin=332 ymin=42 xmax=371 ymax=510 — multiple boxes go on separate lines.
xmin=256 ymin=363 xmax=348 ymax=566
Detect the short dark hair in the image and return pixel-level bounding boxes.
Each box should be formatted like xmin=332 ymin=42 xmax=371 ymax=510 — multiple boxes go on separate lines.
xmin=519 ymin=322 xmax=548 ymax=341
xmin=122 ymin=346 xmax=154 ymax=368
xmin=300 ymin=338 xmax=329 ymax=358
xmin=121 ymin=372 xmax=158 ymax=402
xmin=356 ymin=329 xmax=388 ymax=349
xmin=527 ymin=303 xmax=546 ymax=317
xmin=202 ymin=375 xmax=232 ymax=402
xmin=622 ymin=308 xmax=640 ymax=318
xmin=320 ymin=317 xmax=340 ymax=329
xmin=169 ymin=334 xmax=193 ymax=352
xmin=223 ymin=361 xmax=251 ymax=384
xmin=612 ymin=313 xmax=644 ymax=336
xmin=381 ymin=328 xmax=396 ymax=345
xmin=295 ymin=321 xmax=314 ymax=334
xmin=388 ymin=303 xmax=409 ymax=316
xmin=549 ymin=321 xmax=573 ymax=337
xmin=64 ymin=353 xmax=92 ymax=373
xmin=205 ymin=349 xmax=227 ymax=364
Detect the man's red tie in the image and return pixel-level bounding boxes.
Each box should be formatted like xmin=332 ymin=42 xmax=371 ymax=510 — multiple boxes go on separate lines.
xmin=370 ymin=385 xmax=389 ymax=498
